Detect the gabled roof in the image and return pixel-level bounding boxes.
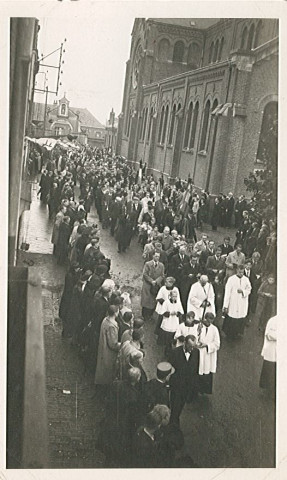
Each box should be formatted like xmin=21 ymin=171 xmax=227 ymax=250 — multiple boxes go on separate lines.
xmin=32 ymin=102 xmax=105 ymax=129
xmin=72 ymin=107 xmax=105 ymax=129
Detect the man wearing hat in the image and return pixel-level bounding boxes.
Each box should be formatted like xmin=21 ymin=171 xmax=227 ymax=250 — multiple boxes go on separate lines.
xmin=143 ymin=362 xmax=173 ymax=413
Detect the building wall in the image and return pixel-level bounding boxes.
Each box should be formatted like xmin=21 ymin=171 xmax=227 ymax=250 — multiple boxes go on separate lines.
xmin=9 ymin=18 xmax=39 ymax=265
xmin=235 ymin=49 xmax=278 ymax=195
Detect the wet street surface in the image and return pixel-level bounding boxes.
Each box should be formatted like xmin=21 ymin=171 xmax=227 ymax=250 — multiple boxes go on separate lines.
xmin=17 ymin=183 xmax=275 ymax=468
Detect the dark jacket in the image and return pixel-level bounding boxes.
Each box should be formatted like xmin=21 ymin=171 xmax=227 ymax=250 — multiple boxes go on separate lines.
xmin=206 ymin=255 xmax=226 ymax=281
xmin=169 ymin=253 xmax=190 ymax=282
xmin=168 ymin=346 xmax=200 ymax=393
xmin=143 ymin=378 xmax=170 ymax=412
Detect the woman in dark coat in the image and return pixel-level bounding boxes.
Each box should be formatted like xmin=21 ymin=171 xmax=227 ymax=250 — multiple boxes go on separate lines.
xmin=211 ymin=197 xmax=221 ymax=231
xmin=48 ymin=182 xmax=61 ymax=219
xmin=255 ymin=274 xmax=276 ymax=332
xmin=62 ymin=280 xmax=82 ymax=339
xmin=57 ymin=216 xmax=71 ymax=265
xmin=38 ymin=170 xmax=50 ymax=204
xmin=116 ymin=209 xmax=133 ymax=253
xmin=59 ymin=263 xmax=81 ymax=330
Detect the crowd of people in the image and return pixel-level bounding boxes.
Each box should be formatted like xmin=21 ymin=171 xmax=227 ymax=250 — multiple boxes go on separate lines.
xmin=35 ymin=142 xmax=277 ymax=467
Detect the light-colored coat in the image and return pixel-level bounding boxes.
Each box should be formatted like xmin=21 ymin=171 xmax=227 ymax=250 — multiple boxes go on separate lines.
xmin=261 ymin=315 xmax=277 ymax=362
xmin=223 ymin=274 xmax=251 ymax=319
xmin=51 ymin=211 xmax=64 ymax=245
xmin=198 ymin=324 xmax=220 ymax=375
xmin=141 ymin=260 xmax=164 ymax=310
xmin=187 ymin=281 xmax=215 ymax=320
xmin=95 ymin=317 xmax=120 ymax=385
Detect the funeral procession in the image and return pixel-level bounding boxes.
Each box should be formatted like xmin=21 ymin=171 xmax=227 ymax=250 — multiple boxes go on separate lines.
xmin=8 ymin=12 xmax=278 ymax=470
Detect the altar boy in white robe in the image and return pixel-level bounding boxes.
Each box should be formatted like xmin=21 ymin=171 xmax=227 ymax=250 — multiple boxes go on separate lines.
xmin=197 ymin=312 xmax=220 ymax=394
xmin=222 ymin=265 xmax=252 ymax=339
xmin=187 ymin=275 xmax=216 ymax=320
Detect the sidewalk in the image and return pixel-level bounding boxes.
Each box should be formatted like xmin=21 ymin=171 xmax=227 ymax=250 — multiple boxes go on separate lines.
xmin=25 ymin=182 xmax=54 ymax=254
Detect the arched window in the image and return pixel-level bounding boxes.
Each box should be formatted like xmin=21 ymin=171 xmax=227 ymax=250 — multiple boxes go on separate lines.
xmin=254 ymin=20 xmax=262 ymax=48
xmin=212 ymin=99 xmax=218 ymax=112
xmin=200 ymin=100 xmax=211 ymax=151
xmin=173 ymin=41 xmax=184 ymax=63
xmin=161 ymin=105 xmax=169 ymax=143
xmin=241 ymin=26 xmax=248 ymax=49
xmin=209 ymin=42 xmax=214 ymax=63
xmin=127 ymin=111 xmax=132 ymax=137
xmin=183 ymin=102 xmax=193 ymax=148
xmin=189 ymin=101 xmax=199 ymax=148
xmin=142 ymin=107 xmax=149 ymax=141
xmin=61 ymin=104 xmax=66 ymax=115
xmin=187 ymin=42 xmax=201 ymax=69
xmin=126 ymin=106 xmax=133 ymax=137
xmin=247 ymin=23 xmax=255 ymax=50
xmin=158 ymin=105 xmax=165 ymax=143
xmin=213 ymin=39 xmax=219 ymax=62
xmin=168 ymin=104 xmax=177 ymax=145
xmin=147 ymin=107 xmax=154 ymax=142
xmin=218 ymin=37 xmax=224 ymax=61
xmin=158 ymin=38 xmax=170 ymax=61
xmin=138 ymin=112 xmax=144 ymax=140
xmin=125 ymin=110 xmax=130 ymax=136
xmin=257 ymin=101 xmax=278 ymax=165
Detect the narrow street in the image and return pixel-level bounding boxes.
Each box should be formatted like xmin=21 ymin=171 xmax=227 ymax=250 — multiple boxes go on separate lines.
xmin=17 ymin=180 xmax=275 ymax=468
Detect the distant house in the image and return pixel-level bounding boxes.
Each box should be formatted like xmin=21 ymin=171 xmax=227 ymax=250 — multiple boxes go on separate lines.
xmin=31 ymin=94 xmax=105 ymax=147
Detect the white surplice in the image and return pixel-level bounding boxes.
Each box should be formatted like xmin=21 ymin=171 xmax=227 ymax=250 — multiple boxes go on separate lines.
xmin=198 ymin=323 xmax=220 ymax=375
xmin=187 ymin=281 xmax=215 ymax=320
xmin=223 ymin=274 xmax=251 ymax=319
xmin=155 ymin=286 xmax=180 ymax=315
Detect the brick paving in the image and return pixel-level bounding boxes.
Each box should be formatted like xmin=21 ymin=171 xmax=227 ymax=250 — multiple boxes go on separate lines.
xmin=17 ymin=183 xmax=275 ymax=468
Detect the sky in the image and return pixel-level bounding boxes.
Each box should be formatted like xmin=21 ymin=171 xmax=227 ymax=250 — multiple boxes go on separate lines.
xmin=34 ymin=15 xmax=134 ymax=125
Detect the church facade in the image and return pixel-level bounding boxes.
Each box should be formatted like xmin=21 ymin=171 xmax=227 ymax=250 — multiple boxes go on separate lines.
xmin=116 ymin=18 xmax=278 ymax=196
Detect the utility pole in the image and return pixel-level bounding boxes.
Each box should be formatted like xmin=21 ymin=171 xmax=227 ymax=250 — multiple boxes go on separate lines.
xmin=43 ymin=86 xmax=48 ymax=136
xmin=33 ymin=39 xmax=67 ymax=136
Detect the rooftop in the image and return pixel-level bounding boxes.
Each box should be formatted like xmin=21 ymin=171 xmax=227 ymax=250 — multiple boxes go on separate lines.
xmin=32 ymin=102 xmax=105 ymax=129
xmin=149 ymin=18 xmax=220 ymax=29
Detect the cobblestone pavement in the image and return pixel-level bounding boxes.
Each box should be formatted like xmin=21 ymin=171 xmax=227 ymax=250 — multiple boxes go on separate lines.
xmin=17 ymin=186 xmax=275 ymax=468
